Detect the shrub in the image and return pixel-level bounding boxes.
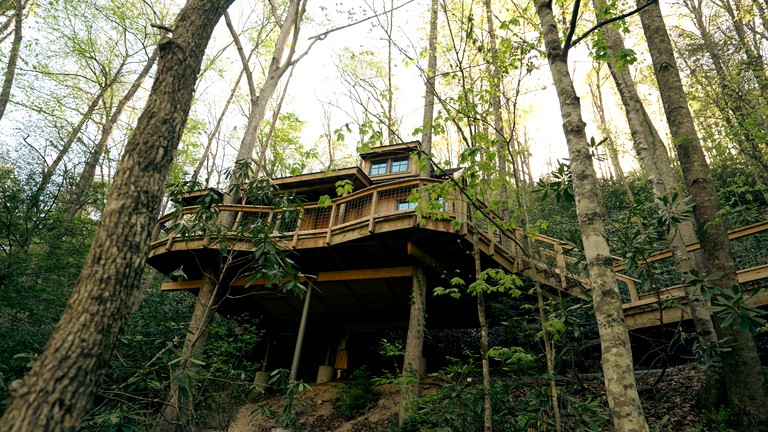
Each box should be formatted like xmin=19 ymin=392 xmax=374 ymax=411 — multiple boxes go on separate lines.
xmin=337 ymin=366 xmax=378 ymax=419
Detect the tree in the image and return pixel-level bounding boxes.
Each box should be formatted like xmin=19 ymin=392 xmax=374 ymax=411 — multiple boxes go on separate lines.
xmin=533 ymin=0 xmax=649 ymax=430
xmin=638 ymin=1 xmax=768 ymax=428
xmin=591 ymin=0 xmax=721 ymax=402
xmin=0 ymin=0 xmax=25 ymax=122
xmin=0 ymin=0 xmax=233 ymax=429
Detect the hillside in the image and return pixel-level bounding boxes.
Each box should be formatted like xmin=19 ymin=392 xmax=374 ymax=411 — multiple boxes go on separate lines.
xmin=228 ymin=364 xmax=713 ymax=431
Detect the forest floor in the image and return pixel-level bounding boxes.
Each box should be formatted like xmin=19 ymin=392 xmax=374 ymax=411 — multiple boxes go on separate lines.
xmin=227 ymin=363 xmax=715 ymax=432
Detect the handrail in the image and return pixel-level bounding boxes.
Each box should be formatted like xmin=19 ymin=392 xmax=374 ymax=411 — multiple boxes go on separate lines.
xmin=149 ymin=181 xmax=768 ymax=325
xmin=613 ymin=219 xmax=768 ymax=272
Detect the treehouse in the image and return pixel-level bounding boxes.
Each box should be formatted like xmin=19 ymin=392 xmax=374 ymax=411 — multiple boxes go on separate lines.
xmin=147 ymin=141 xmax=536 ymax=379
xmin=146 ymin=140 xmax=768 ymax=381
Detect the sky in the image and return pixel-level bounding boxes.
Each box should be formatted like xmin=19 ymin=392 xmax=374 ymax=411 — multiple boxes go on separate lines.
xmin=277 ymin=0 xmax=575 ymax=177
xmin=203 ymin=0 xmax=665 ymax=182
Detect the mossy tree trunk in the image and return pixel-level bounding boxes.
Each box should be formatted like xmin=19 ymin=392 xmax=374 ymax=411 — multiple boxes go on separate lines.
xmin=0 ymin=1 xmax=232 ymax=430
xmin=534 ymin=1 xmax=649 ymax=430
xmin=638 ymin=2 xmax=768 ymax=429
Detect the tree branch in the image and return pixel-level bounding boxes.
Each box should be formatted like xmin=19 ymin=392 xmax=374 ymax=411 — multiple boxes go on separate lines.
xmin=567 ymin=0 xmax=659 ymax=51
xmin=562 ymin=0 xmax=581 ymax=54
xmin=307 ymin=0 xmax=416 ymax=41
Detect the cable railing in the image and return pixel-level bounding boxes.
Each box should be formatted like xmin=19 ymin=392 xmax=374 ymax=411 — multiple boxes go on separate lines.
xmin=150 ymin=180 xmax=768 ymax=323
xmin=152 ymin=178 xmax=472 ymax=248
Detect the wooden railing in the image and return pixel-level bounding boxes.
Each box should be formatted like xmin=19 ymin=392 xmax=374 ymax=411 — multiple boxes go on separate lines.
xmin=153 ymin=178 xmax=464 ymax=247
xmin=150 ymin=182 xmax=768 ymax=328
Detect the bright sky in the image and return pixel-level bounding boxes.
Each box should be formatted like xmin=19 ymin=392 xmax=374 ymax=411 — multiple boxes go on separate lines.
xmin=279 ymin=0 xmax=573 ymax=178
xmin=212 ymin=0 xmax=665 ymax=181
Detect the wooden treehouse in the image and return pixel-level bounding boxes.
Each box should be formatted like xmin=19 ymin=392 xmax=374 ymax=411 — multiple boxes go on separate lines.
xmin=147 ymin=141 xmax=768 ymax=380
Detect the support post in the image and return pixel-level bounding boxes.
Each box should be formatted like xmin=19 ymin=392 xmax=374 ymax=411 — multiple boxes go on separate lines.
xmin=290 ymin=284 xmax=313 ymax=381
xmin=399 ymin=266 xmax=427 ymax=426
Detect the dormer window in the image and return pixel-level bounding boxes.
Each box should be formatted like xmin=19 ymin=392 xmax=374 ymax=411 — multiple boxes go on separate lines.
xmin=369 ymin=160 xmax=388 ymax=176
xmin=368 ymin=156 xmax=411 ymax=176
xmin=390 ymin=157 xmax=409 ymax=173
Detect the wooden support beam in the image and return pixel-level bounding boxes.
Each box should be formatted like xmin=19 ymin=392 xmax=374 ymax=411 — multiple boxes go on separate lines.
xmin=316 ymin=267 xmax=413 ymax=282
xmin=161 ymin=280 xmax=202 ymax=291
xmin=407 ymin=241 xmax=450 ymax=276
xmin=161 ymin=275 xmax=310 ymax=291
xmin=290 ymin=284 xmax=313 ymax=381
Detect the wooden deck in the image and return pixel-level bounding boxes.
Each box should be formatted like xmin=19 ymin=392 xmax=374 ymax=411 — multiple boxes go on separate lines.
xmin=148 ymin=179 xmax=768 ymax=330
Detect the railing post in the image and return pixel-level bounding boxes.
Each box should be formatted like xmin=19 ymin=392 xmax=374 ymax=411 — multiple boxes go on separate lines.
xmin=326 ymin=203 xmax=337 ymax=245
xmin=164 ymin=211 xmax=184 ymax=251
xmin=555 ymin=244 xmax=568 ymax=290
xmin=368 ymin=190 xmax=379 ymax=233
xmin=488 ymin=225 xmax=495 ymax=256
xmin=626 ymin=278 xmax=639 ymax=304
xmin=292 ymin=208 xmax=304 ymax=248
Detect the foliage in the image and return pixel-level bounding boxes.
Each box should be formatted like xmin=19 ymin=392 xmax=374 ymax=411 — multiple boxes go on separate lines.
xmin=256 ymin=369 xmax=313 ymax=431
xmin=336 ymin=366 xmax=378 ymax=419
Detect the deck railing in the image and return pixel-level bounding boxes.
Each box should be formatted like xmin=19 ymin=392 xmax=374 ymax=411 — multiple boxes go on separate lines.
xmin=151 ymin=181 xmax=768 ymax=319
xmin=151 ymin=178 xmax=531 ymax=270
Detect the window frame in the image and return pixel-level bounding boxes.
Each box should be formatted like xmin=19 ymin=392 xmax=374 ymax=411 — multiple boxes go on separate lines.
xmin=369 ymin=159 xmax=388 ymax=176
xmin=390 ymin=156 xmax=410 ymax=173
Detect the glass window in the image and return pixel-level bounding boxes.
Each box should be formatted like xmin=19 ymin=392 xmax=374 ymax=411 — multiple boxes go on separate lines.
xmin=396 ymin=200 xmax=418 ymax=211
xmin=369 ymin=159 xmax=388 ymax=176
xmin=390 ymin=157 xmax=409 ymax=173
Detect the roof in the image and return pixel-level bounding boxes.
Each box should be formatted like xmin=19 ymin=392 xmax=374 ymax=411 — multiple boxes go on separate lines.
xmin=358 ymin=141 xmax=422 ymax=160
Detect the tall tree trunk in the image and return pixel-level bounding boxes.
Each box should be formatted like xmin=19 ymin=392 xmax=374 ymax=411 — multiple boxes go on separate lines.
xmin=534 ymin=1 xmax=649 ymax=430
xmin=0 ymin=0 xmax=22 ymax=122
xmin=419 ymin=0 xmax=438 ymax=173
xmin=28 ymin=66 xmax=125 ymax=214
xmin=483 ymin=0 xmax=509 ymax=220
xmin=0 ymin=1 xmax=232 ymax=430
xmin=155 ymin=268 xmax=225 ymax=432
xmin=638 ymin=2 xmax=768 ymax=429
xmin=399 ymin=266 xmax=426 ymax=427
xmin=593 ymin=0 xmax=719 ymax=386
xmin=684 ymin=0 xmax=768 ymax=189
xmin=589 ymin=65 xmax=634 ymax=203
xmin=161 ymin=3 xmax=310 ymax=428
xmin=64 ymin=46 xmax=160 ymax=222
xmin=232 ymin=0 xmax=307 ymax=172
xmin=470 ymin=227 xmax=492 ymax=432
xmin=386 ymin=0 xmax=395 ymax=145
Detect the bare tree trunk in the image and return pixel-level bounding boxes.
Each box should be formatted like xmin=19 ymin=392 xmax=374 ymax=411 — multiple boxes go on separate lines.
xmin=589 ymin=65 xmax=634 ymax=203
xmin=399 ymin=266 xmax=426 ymax=427
xmin=535 ymin=280 xmax=562 ymax=432
xmin=28 ymin=65 xmax=125 ymax=213
xmin=534 ymin=1 xmax=649 ymax=430
xmin=419 ymin=0 xmax=438 ymax=172
xmin=638 ymin=2 xmax=768 ymax=429
xmin=155 ymin=268 xmax=225 ymax=432
xmin=64 ymin=46 xmax=159 ymax=222
xmin=593 ymin=0 xmax=719 ymax=375
xmin=232 ymin=0 xmax=307 ymax=172
xmin=386 ymin=0 xmax=395 ymax=145
xmin=254 ymin=67 xmax=295 ymax=178
xmin=0 ymin=0 xmax=22 ymax=122
xmin=469 ymin=229 xmax=493 ymax=432
xmin=0 ymin=1 xmax=232 ymax=430
xmin=483 ymin=0 xmax=509 ymax=220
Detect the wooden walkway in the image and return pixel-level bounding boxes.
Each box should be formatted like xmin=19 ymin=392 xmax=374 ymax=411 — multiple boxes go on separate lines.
xmin=148 ymin=179 xmax=768 ymax=330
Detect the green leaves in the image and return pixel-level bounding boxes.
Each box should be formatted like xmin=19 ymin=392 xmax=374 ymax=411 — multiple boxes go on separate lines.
xmin=534 ymin=160 xmax=574 ymax=204
xmin=705 ymin=286 xmax=767 ymax=333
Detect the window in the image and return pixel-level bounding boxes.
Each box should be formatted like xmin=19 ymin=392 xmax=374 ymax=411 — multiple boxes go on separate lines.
xmin=390 ymin=157 xmax=409 ymax=173
xmin=369 ymin=160 xmax=388 ymax=176
xmin=368 ymin=156 xmax=411 ymax=176
xmin=396 ymin=200 xmax=418 ymax=211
